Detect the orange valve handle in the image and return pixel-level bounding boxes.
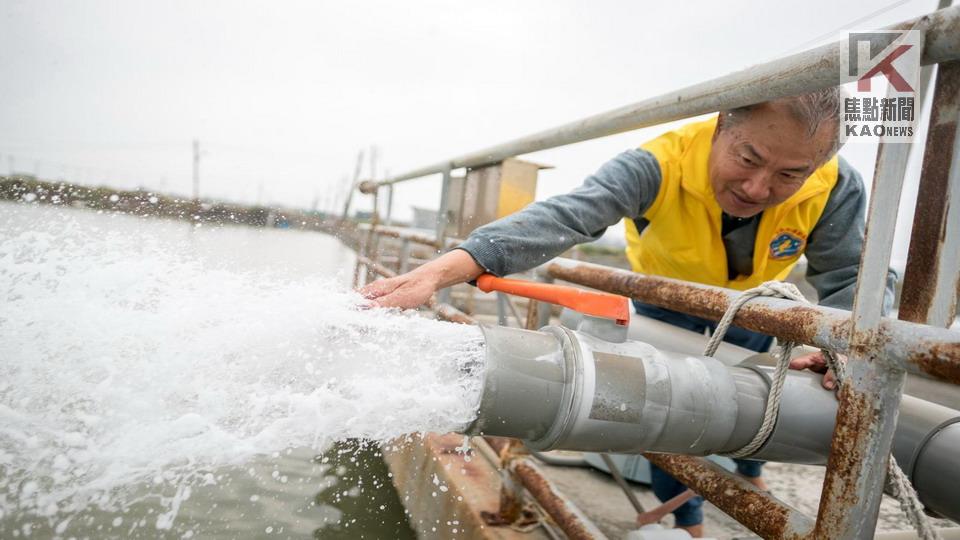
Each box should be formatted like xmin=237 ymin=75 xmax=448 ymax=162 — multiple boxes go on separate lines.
xmin=476 ymin=273 xmax=630 ymax=326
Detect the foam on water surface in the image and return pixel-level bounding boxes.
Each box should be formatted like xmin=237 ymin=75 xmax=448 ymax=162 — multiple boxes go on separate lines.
xmin=0 ymin=205 xmax=484 ymax=533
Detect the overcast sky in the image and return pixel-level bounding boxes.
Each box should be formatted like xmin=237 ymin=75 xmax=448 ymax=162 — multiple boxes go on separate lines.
xmin=0 ymin=0 xmax=945 ymax=265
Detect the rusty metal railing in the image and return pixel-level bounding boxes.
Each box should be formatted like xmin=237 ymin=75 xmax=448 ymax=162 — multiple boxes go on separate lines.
xmin=541 ymin=259 xmax=960 ymax=385
xmin=349 ymin=6 xmax=960 ymax=539
xmin=899 ymin=60 xmax=960 ymax=327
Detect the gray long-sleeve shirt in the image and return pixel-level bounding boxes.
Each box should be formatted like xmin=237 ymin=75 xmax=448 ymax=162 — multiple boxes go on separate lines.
xmin=458 ymin=149 xmax=897 ymax=312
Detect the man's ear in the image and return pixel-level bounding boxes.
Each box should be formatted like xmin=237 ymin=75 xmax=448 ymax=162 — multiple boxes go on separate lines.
xmin=713 ymin=113 xmax=726 ymax=142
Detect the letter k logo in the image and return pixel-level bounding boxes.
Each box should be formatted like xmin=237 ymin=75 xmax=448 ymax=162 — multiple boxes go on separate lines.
xmin=858 ymin=44 xmax=915 ymax=92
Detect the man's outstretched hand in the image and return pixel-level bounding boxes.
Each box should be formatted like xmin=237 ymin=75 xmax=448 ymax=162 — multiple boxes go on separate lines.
xmin=788 ymin=350 xmax=843 ymax=391
xmin=357 ymin=249 xmax=485 ymax=310
xmin=359 ymin=272 xmax=438 ymax=309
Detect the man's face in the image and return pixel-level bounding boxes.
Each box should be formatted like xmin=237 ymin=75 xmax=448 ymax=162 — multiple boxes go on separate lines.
xmin=708 ymin=103 xmax=835 ymax=217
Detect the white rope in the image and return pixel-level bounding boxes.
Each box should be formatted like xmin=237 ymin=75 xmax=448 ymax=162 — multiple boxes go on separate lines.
xmin=703 ymin=281 xmax=941 ymax=540
xmin=704 ymin=281 xmax=806 ymax=458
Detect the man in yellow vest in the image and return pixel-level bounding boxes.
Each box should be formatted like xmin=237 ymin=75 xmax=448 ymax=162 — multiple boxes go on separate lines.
xmin=360 ymin=89 xmax=897 ymax=536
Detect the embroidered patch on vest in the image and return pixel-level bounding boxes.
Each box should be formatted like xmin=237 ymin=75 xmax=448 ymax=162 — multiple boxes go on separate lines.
xmin=769 ymin=230 xmax=806 ymax=259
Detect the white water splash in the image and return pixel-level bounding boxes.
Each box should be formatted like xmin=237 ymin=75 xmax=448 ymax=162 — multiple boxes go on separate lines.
xmin=0 ymin=207 xmax=483 ymax=529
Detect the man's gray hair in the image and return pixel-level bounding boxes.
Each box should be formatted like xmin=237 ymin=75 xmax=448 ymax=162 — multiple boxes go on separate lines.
xmin=721 ymin=87 xmax=846 ymax=158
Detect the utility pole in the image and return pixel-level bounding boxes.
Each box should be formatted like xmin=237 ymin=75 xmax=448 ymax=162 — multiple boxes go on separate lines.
xmin=192 ymin=139 xmax=200 ymax=200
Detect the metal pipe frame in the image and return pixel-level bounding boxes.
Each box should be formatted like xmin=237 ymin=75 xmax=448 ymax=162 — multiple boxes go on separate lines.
xmin=350 ymin=231 xmax=367 ymax=288
xmin=815 ymin=33 xmax=925 ymax=536
xmin=347 ymin=7 xmax=960 ymax=538
xmin=510 ymin=459 xmax=608 ymax=540
xmin=397 ymin=238 xmax=412 ymax=274
xmin=370 ymin=6 xmax=960 ymax=189
xmin=471 ymin=437 xmax=600 ymax=539
xmin=362 ymin=188 xmax=383 ymax=285
xmin=496 ymin=291 xmax=509 ymax=326
xmin=435 ymin=167 xmax=454 ymax=305
xmin=900 ymin=60 xmax=960 ymax=327
xmin=354 ymin=223 xmax=463 ymax=251
xmin=543 ymin=259 xmax=960 ymax=385
xmin=384 ymin=184 xmax=394 ymax=227
xmin=644 ymin=454 xmax=814 ymax=539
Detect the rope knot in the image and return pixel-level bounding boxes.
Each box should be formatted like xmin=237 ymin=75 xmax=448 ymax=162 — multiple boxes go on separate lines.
xmin=756 ymin=280 xmax=806 ymax=303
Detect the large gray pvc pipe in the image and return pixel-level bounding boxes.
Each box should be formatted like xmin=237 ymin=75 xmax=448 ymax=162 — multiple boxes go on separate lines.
xmin=467 ymin=324 xmax=741 ymax=455
xmin=463 ymin=324 xmax=960 ymax=522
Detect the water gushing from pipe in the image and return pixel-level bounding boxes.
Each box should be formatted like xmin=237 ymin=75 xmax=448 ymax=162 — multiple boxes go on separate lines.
xmin=0 ymin=206 xmax=484 ymax=532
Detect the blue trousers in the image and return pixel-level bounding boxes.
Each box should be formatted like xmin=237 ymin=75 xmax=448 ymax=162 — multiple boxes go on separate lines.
xmin=635 ymin=301 xmax=771 ymax=527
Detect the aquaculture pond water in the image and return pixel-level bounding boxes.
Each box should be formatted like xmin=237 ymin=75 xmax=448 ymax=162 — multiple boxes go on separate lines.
xmin=0 ymin=202 xmax=484 ymax=538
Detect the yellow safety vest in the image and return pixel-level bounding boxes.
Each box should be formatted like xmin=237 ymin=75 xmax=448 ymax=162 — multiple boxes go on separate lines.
xmin=624 ymin=116 xmax=839 ymax=290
